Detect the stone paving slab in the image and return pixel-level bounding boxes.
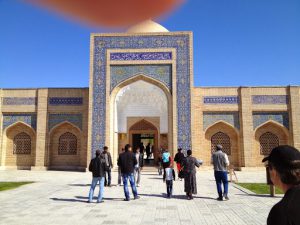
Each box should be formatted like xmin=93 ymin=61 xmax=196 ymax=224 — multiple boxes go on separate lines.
xmin=0 ymin=170 xmax=281 ymax=225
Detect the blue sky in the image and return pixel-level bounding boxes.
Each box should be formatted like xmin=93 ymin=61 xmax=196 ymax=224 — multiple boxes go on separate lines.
xmin=0 ymin=0 xmax=299 ymax=88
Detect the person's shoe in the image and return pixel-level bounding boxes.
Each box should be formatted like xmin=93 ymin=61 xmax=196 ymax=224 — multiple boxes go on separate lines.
xmin=87 ymin=200 xmax=92 ymax=203
xmin=187 ymin=196 xmax=191 ymax=200
xmin=124 ymin=198 xmax=130 ymax=201
xmin=136 ymin=184 xmax=140 ymax=187
xmin=97 ymin=200 xmax=104 ymax=203
xmin=223 ymin=195 xmax=229 ymax=201
xmin=217 ymin=197 xmax=223 ymax=201
xmin=134 ymin=196 xmax=140 ymax=200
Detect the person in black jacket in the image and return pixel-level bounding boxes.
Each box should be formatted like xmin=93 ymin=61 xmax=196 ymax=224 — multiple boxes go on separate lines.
xmin=118 ymin=144 xmax=140 ymax=201
xmin=88 ymin=150 xmax=106 ymax=203
xmin=263 ymin=145 xmax=300 ymax=225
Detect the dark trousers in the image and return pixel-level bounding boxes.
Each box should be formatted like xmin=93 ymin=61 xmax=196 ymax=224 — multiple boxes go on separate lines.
xmin=214 ymin=171 xmax=228 ymax=198
xmin=166 ymin=180 xmax=173 ymax=197
xmin=104 ymin=169 xmax=111 ymax=186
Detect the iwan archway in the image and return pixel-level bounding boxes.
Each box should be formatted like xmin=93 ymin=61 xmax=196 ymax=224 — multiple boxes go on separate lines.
xmin=110 ymin=78 xmax=172 ymax=164
xmin=88 ymin=32 xmax=193 ymax=164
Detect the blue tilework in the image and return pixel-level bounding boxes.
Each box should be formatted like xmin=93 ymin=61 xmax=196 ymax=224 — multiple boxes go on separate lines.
xmin=49 ymin=97 xmax=83 ymax=105
xmin=204 ymin=96 xmax=239 ymax=104
xmin=48 ymin=114 xmax=83 ymax=131
xmin=253 ymin=112 xmax=289 ymax=129
xmin=110 ymin=52 xmax=172 ymax=60
xmin=2 ymin=114 xmax=37 ymax=130
xmin=2 ymin=97 xmax=37 ymax=105
xmin=110 ymin=65 xmax=172 ymax=91
xmin=252 ymin=95 xmax=289 ymax=104
xmin=203 ymin=112 xmax=240 ymax=130
xmin=91 ymin=34 xmax=192 ymax=155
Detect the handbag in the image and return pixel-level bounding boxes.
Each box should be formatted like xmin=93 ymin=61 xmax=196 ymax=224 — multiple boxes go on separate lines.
xmin=178 ymin=166 xmax=185 ymax=179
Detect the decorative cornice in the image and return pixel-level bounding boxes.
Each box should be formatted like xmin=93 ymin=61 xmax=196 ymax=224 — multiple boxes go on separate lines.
xmin=110 ymin=52 xmax=172 ymax=61
xmin=49 ymin=97 xmax=83 ymax=105
xmin=252 ymin=95 xmax=288 ymax=104
xmin=2 ymin=97 xmax=37 ymax=105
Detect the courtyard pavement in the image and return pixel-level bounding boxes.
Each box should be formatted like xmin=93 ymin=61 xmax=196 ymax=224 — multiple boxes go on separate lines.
xmin=0 ymin=169 xmax=281 ymax=225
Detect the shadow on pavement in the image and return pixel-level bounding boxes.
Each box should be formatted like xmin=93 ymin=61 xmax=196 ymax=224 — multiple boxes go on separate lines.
xmin=75 ymin=196 xmax=124 ymax=201
xmin=50 ymin=197 xmax=87 ymax=203
xmin=235 ymin=193 xmax=282 ymax=198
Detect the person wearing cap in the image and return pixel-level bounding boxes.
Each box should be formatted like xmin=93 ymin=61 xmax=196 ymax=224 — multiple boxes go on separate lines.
xmin=262 ymin=145 xmax=300 ymax=225
xmin=211 ymin=144 xmax=230 ymax=201
xmin=88 ymin=149 xmax=106 ymax=203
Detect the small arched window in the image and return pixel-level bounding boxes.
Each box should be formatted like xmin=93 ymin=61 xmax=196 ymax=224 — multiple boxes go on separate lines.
xmin=13 ymin=132 xmax=31 ymax=154
xmin=211 ymin=132 xmax=231 ymax=155
xmin=259 ymin=132 xmax=279 ymax=155
xmin=58 ymin=132 xmax=77 ymax=155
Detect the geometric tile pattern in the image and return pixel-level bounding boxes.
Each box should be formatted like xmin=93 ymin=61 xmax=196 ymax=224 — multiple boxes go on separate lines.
xmin=48 ymin=114 xmax=83 ymax=131
xmin=2 ymin=97 xmax=37 ymax=105
xmin=252 ymin=95 xmax=289 ymax=104
xmin=2 ymin=114 xmax=37 ymax=130
xmin=203 ymin=96 xmax=239 ymax=104
xmin=91 ymin=33 xmax=192 ymax=155
xmin=203 ymin=112 xmax=240 ymax=130
xmin=49 ymin=97 xmax=83 ymax=105
xmin=110 ymin=52 xmax=172 ymax=61
xmin=110 ymin=65 xmax=172 ymax=91
xmin=253 ymin=112 xmax=289 ymax=129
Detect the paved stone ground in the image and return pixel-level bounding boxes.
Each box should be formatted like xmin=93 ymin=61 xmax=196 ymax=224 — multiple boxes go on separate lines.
xmin=0 ymin=169 xmax=281 ymax=225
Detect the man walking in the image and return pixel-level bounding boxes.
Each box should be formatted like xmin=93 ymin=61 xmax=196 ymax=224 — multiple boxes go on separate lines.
xmin=211 ymin=144 xmax=230 ymax=201
xmin=88 ymin=150 xmax=106 ymax=203
xmin=118 ymin=144 xmax=140 ymax=201
xmin=134 ymin=147 xmax=144 ymax=187
xmin=102 ymin=146 xmax=113 ymax=187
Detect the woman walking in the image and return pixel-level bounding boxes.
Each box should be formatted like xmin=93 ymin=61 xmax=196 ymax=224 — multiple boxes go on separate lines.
xmin=182 ymin=150 xmax=201 ymax=200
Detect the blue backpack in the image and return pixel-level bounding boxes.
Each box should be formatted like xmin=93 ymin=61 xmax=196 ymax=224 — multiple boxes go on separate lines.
xmin=162 ymin=152 xmax=170 ymax=163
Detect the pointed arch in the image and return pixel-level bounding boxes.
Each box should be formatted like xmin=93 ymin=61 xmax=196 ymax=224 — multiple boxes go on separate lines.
xmin=129 ymin=119 xmax=157 ymax=131
xmin=204 ymin=120 xmax=240 ymax=168
xmin=254 ymin=120 xmax=289 ymax=166
xmin=48 ymin=120 xmax=82 ymax=169
xmin=3 ymin=121 xmax=36 ymax=168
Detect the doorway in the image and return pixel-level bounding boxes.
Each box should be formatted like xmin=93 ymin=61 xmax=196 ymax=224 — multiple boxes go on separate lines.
xmin=129 ymin=119 xmax=159 ymax=165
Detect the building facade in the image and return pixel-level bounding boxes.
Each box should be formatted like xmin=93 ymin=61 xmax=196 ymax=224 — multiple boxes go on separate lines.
xmin=1 ymin=21 xmax=299 ymax=171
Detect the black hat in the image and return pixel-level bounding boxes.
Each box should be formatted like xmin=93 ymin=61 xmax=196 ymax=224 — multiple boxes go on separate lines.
xmin=262 ymin=145 xmax=300 ymax=169
xmin=216 ymin=144 xmax=223 ymax=151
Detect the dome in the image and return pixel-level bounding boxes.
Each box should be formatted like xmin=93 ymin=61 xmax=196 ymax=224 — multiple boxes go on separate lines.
xmin=127 ymin=20 xmax=169 ymax=33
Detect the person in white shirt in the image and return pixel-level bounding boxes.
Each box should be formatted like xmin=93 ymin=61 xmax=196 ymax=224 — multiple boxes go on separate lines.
xmin=163 ymin=165 xmax=176 ymax=198
xmin=211 ymin=144 xmax=230 ymax=201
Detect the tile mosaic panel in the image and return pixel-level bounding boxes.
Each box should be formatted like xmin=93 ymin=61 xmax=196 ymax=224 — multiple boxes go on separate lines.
xmin=2 ymin=97 xmax=37 ymax=105
xmin=253 ymin=112 xmax=289 ymax=129
xmin=203 ymin=112 xmax=240 ymax=130
xmin=203 ymin=96 xmax=239 ymax=104
xmin=91 ymin=33 xmax=192 ymax=155
xmin=48 ymin=114 xmax=83 ymax=131
xmin=110 ymin=65 xmax=172 ymax=91
xmin=3 ymin=114 xmax=37 ymax=130
xmin=252 ymin=95 xmax=289 ymax=104
xmin=49 ymin=97 xmax=83 ymax=105
xmin=110 ymin=52 xmax=172 ymax=61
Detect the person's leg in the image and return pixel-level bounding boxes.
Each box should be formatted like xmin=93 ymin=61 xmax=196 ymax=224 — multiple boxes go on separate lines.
xmin=166 ymin=180 xmax=170 ymax=197
xmin=88 ymin=177 xmax=98 ymax=202
xmin=118 ymin=167 xmax=121 ymax=185
xmin=221 ymin=171 xmax=229 ymax=199
xmin=129 ymin=173 xmax=138 ymax=198
xmin=107 ymin=169 xmax=111 ymax=186
xmin=214 ymin=171 xmax=223 ymax=200
xmin=169 ymin=180 xmax=173 ymax=197
xmin=122 ymin=174 xmax=130 ymax=200
xmin=136 ymin=167 xmax=141 ymax=185
xmin=104 ymin=171 xmax=107 ymax=186
xmin=97 ymin=177 xmax=105 ymax=202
